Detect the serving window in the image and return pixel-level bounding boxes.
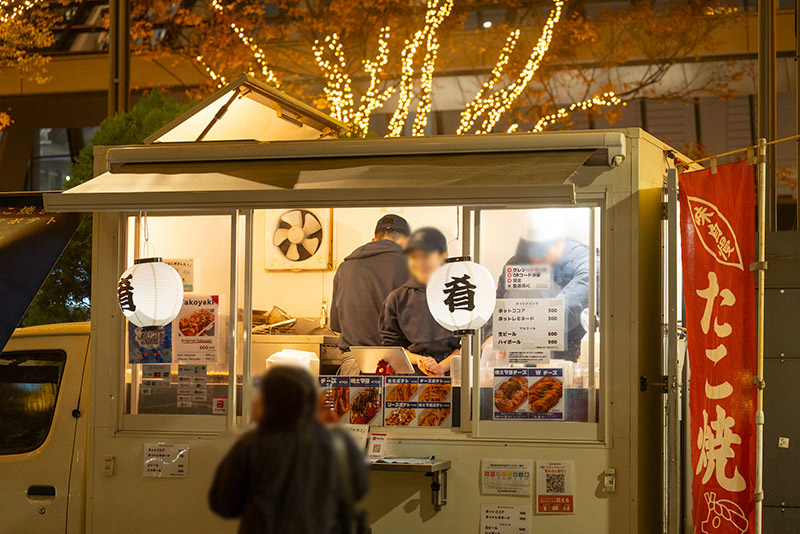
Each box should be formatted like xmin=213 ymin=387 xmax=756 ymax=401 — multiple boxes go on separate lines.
xmin=122 ymin=213 xmax=240 ymax=429
xmin=473 ymin=206 xmax=602 ymax=440
xmin=118 ymin=201 xmax=606 ymax=441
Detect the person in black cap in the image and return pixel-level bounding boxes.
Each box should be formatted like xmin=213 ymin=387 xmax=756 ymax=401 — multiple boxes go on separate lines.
xmin=379 ymin=227 xmax=460 ymax=376
xmin=330 ymin=214 xmax=411 ymax=374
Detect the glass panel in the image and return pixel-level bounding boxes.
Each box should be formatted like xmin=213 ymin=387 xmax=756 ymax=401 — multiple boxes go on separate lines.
xmin=478 ymin=207 xmax=601 ymax=424
xmin=249 ymin=207 xmax=463 ymax=428
xmin=124 ymin=215 xmax=233 ymax=417
xmin=0 ymin=351 xmax=66 ymax=455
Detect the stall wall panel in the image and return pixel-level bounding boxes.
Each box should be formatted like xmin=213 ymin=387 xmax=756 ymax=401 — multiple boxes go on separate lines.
xmin=88 ymin=433 xmax=237 ymax=533
xmin=364 ymin=440 xmax=615 ymax=534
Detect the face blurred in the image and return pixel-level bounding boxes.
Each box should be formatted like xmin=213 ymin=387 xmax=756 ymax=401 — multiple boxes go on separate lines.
xmin=408 ymin=249 xmax=447 ymax=285
xmin=529 ymin=237 xmax=566 ymax=265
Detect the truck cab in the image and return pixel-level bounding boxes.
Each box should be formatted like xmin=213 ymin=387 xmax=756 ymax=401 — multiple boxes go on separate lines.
xmin=0 ymin=323 xmax=90 ymax=534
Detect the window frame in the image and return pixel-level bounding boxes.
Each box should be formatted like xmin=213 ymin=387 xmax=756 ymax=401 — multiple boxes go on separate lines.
xmin=114 ymin=193 xmax=610 ymax=445
xmin=0 ymin=350 xmax=67 ymax=455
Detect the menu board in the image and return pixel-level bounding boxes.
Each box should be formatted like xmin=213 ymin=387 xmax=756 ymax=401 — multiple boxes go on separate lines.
xmin=492 ymin=368 xmax=564 ymax=421
xmin=494 ymin=298 xmax=565 ymax=351
xmin=504 ymin=264 xmax=551 ymax=290
xmin=143 ymin=443 xmax=189 ymax=478
xmin=174 ymin=294 xmax=219 ymax=363
xmin=384 ymin=376 xmax=452 ymax=428
xmin=319 ymin=376 xmax=383 ymax=425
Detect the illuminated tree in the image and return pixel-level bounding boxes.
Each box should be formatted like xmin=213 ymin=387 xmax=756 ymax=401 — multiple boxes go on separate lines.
xmin=0 ymin=0 xmax=58 ymax=129
xmin=153 ymin=0 xmax=744 ymax=136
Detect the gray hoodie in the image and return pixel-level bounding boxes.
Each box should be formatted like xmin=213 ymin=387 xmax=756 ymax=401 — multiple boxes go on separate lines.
xmin=330 ymin=239 xmax=409 ymax=352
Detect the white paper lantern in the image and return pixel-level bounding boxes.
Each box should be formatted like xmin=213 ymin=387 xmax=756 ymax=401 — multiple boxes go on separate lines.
xmin=426 ymin=258 xmax=496 ymax=332
xmin=117 ymin=258 xmax=184 ymax=329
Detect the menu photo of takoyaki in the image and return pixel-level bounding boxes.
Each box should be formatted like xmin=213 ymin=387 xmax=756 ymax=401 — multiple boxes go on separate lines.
xmin=178 ymin=308 xmax=216 ymax=336
xmin=319 ymin=384 xmax=350 ymax=423
xmin=494 ymin=375 xmax=529 ymax=413
xmin=349 ymin=387 xmax=381 ymax=425
xmin=528 ymin=376 xmax=563 ymax=414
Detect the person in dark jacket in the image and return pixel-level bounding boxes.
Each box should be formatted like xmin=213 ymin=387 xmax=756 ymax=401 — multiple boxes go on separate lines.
xmin=484 ymin=209 xmax=591 ymax=361
xmin=330 ymin=214 xmax=410 ymax=375
xmin=209 ymin=366 xmax=369 ymax=534
xmin=380 ymin=227 xmax=460 ymax=376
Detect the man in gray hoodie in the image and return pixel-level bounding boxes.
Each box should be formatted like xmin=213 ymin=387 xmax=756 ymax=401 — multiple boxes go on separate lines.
xmin=330 ymin=214 xmax=410 ymax=374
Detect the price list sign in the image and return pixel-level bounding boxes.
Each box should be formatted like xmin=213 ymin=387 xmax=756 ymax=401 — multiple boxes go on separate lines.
xmin=494 ymin=298 xmax=565 ymax=351
xmin=504 ymin=265 xmax=551 ymax=290
xmin=480 ymin=504 xmax=531 ymax=534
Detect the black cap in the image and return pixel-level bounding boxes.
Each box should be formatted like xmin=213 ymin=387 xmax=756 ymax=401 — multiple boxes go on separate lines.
xmin=375 ymin=214 xmax=410 ymax=237
xmin=405 ymin=227 xmax=448 ymax=254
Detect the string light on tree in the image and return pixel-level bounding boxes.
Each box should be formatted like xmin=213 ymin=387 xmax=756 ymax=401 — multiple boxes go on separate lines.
xmin=198 ymin=0 xmax=625 ymax=138
xmin=458 ymin=0 xmax=564 ymax=135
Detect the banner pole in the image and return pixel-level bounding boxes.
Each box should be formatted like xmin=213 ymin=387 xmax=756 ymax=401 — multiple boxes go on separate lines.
xmin=754 ymin=137 xmax=767 ymax=534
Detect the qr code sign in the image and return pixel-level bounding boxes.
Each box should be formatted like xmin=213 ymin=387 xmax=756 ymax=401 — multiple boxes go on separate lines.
xmin=545 ymin=473 xmax=566 ymax=494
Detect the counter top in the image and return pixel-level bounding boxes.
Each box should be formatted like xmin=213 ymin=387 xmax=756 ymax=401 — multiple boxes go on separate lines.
xmin=370 ymin=460 xmax=451 ymax=473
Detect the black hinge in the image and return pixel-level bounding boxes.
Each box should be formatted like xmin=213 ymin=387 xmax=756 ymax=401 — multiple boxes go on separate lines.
xmin=661 ymin=202 xmax=669 ymax=220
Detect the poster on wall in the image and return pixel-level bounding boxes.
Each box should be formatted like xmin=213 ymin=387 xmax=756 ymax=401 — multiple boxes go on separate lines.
xmin=164 ymin=258 xmax=195 ymax=292
xmin=680 ymin=161 xmax=756 ymax=532
xmin=493 ymin=368 xmax=564 ymax=421
xmin=128 ymin=323 xmax=172 ymax=364
xmin=384 ymin=376 xmax=452 ymax=428
xmin=481 ymin=459 xmax=533 ymax=496
xmin=536 ymin=460 xmax=575 ymax=514
xmin=480 ymin=504 xmax=531 ymax=534
xmin=143 ymin=443 xmax=189 ymax=478
xmin=174 ymin=295 xmax=219 ymax=363
xmin=494 ymin=298 xmax=565 ymax=351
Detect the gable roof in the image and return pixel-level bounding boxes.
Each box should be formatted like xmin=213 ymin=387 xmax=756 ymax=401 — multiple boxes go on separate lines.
xmin=144 ymin=75 xmax=348 ymax=144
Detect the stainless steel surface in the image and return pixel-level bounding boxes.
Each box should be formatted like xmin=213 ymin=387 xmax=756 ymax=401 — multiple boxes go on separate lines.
xmin=228 ymin=210 xmax=240 ymax=429
xmin=666 ymin=168 xmax=680 ymax=533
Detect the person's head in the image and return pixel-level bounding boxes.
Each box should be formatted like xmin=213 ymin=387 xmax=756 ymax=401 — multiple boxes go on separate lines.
xmin=373 ymin=214 xmax=410 ymax=247
xmin=258 ymin=365 xmax=318 ymax=431
xmin=517 ymin=209 xmax=567 ymax=265
xmin=404 ymin=227 xmax=448 ymax=285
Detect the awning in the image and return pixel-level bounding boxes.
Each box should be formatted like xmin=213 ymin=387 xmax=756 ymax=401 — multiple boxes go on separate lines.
xmin=0 ymin=193 xmax=82 ymax=351
xmin=44 ymin=134 xmax=621 ymax=212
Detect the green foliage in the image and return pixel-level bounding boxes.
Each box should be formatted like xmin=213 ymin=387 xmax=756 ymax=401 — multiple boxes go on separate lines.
xmin=20 ymin=90 xmax=195 ymax=327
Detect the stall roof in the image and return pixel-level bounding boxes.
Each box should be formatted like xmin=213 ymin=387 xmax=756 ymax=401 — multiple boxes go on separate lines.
xmin=144 ymin=75 xmax=348 ymax=144
xmin=45 ymin=131 xmax=626 ymax=212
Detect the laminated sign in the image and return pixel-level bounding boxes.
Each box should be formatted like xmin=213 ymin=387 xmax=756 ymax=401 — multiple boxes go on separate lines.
xmin=143 ymin=443 xmax=189 ymax=478
xmin=493 ymin=368 xmax=564 ymax=420
xmin=384 ymin=376 xmax=452 ymax=428
xmin=494 ymin=298 xmax=565 ymax=351
xmin=680 ymin=160 xmax=756 ymax=533
xmin=319 ymin=376 xmax=383 ymax=425
xmin=536 ymin=460 xmax=574 ymax=514
xmin=174 ymin=294 xmax=220 ymax=363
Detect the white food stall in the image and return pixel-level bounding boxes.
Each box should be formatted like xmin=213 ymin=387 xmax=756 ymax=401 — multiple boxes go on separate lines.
xmin=44 ymin=76 xmax=683 ymax=533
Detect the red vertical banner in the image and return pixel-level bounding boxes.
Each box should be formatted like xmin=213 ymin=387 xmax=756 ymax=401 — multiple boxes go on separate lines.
xmin=680 ymin=160 xmax=757 ymax=533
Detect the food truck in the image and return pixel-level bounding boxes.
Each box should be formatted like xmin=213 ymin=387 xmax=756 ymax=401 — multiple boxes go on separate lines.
xmin=2 ymin=76 xmax=687 ymax=533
